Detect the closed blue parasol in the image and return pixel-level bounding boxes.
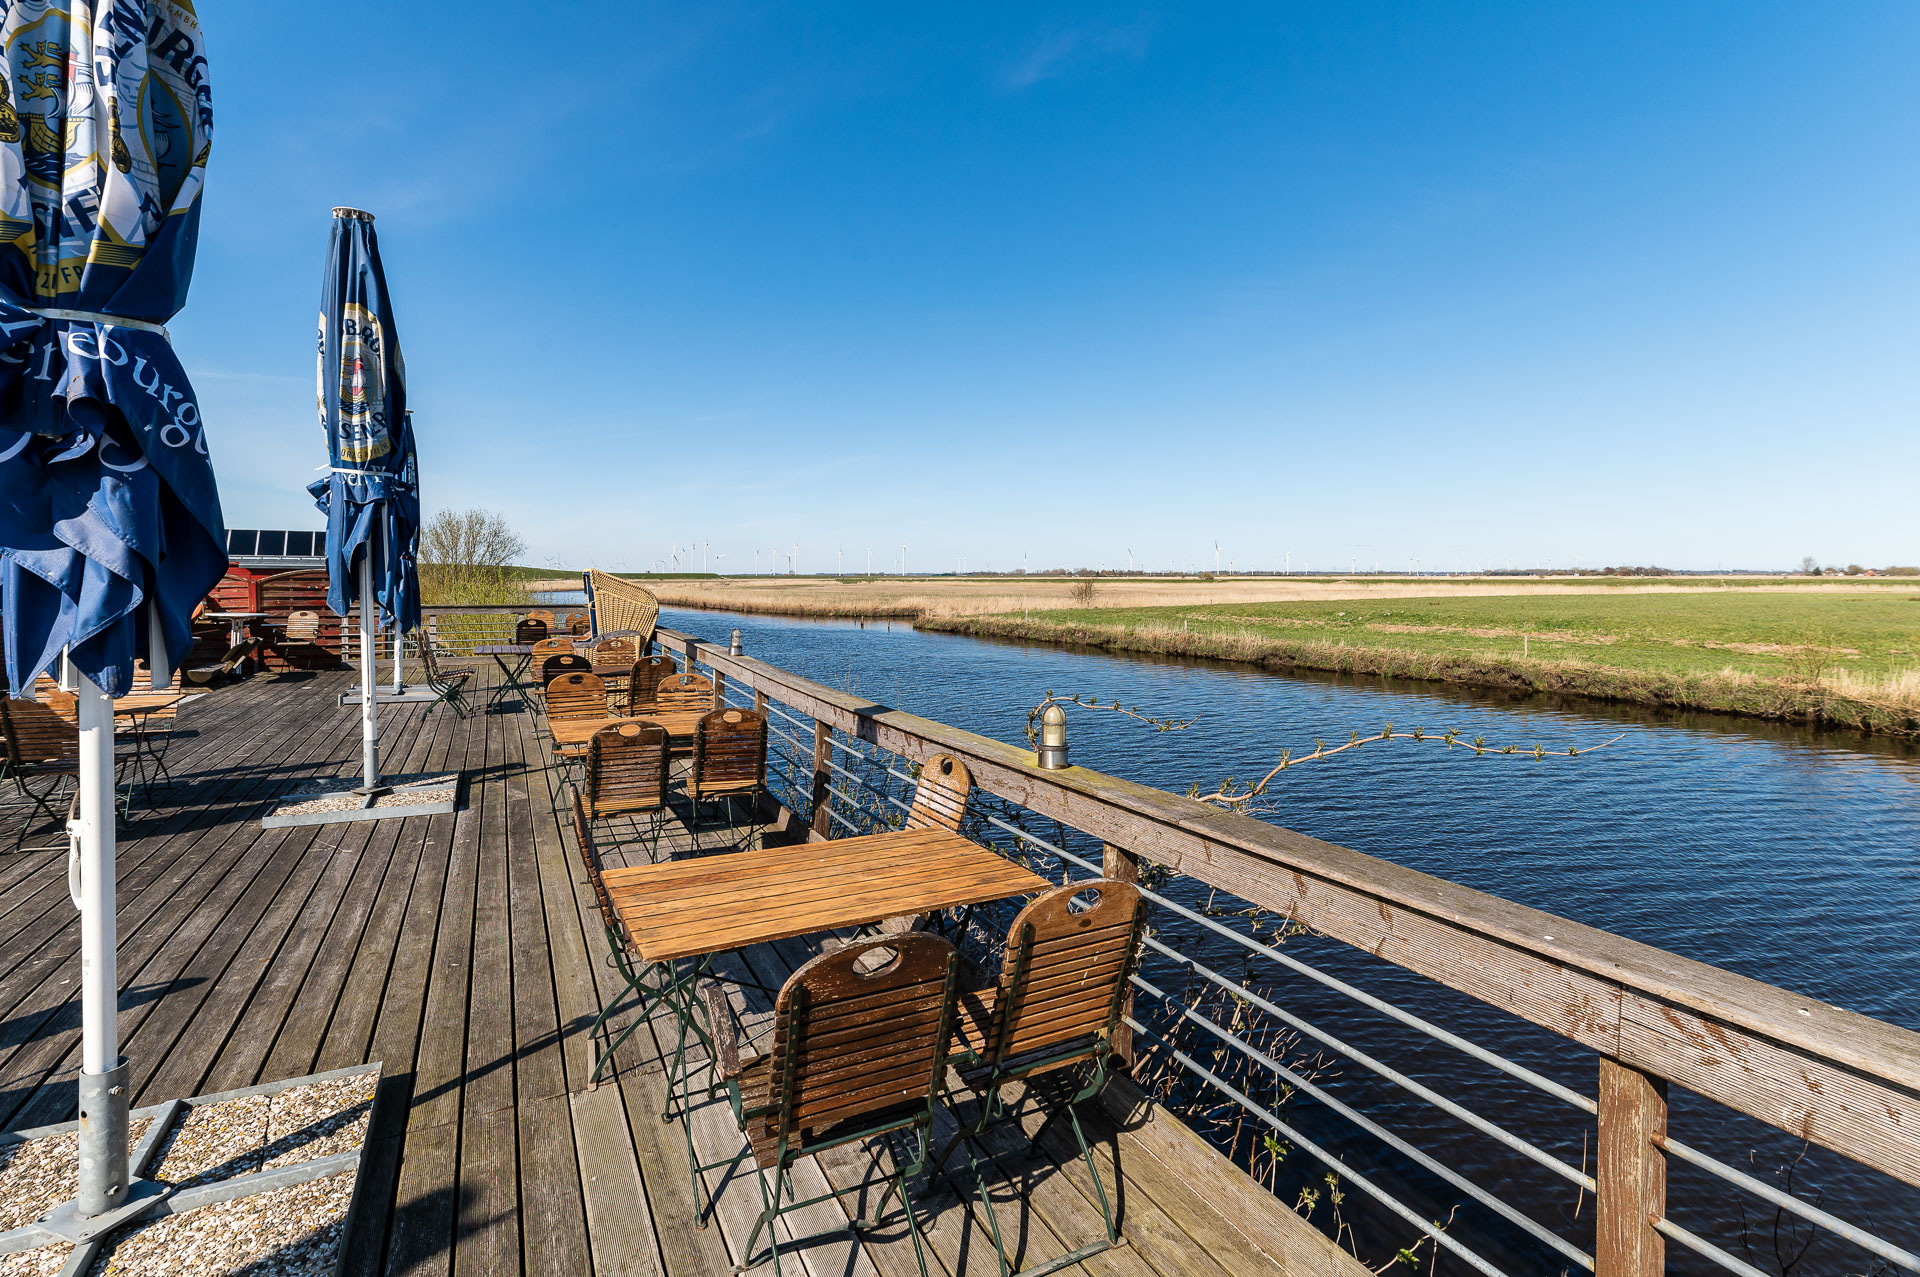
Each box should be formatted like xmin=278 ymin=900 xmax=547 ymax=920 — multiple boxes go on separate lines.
xmin=309 ymin=207 xmax=413 ymax=790
xmin=0 ymin=3 xmax=223 ymax=698
xmin=0 ymin=0 xmax=222 ymax=1234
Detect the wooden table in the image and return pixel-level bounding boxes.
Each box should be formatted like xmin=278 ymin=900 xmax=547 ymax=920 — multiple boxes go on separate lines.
xmin=549 ymin=709 xmax=707 ymax=756
xmin=606 ymin=827 xmax=1048 ymax=1200
xmin=603 ymin=826 xmax=1052 ymax=964
xmin=113 ymin=691 xmax=194 ymax=798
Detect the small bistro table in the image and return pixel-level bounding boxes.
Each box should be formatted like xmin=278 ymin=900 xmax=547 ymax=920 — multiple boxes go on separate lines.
xmin=201 ymin=611 xmax=268 ymax=675
xmin=600 ymin=825 xmax=1052 ymax=1217
xmin=474 ymin=643 xmax=536 ymax=709
xmin=113 ymin=691 xmax=191 ymax=798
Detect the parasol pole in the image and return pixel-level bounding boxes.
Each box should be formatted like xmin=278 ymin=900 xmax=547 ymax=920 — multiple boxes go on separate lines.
xmin=359 ymin=540 xmax=380 ymax=794
xmin=72 ymin=661 xmax=128 ymax=1216
xmin=391 ymin=625 xmax=402 ymax=694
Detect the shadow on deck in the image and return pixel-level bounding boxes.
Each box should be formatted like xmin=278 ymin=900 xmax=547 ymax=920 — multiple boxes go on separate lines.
xmin=0 ymin=667 xmax=1349 ymax=1276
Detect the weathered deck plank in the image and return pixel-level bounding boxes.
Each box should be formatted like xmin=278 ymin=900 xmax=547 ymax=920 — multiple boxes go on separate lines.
xmin=0 ymin=664 xmax=1319 ymax=1276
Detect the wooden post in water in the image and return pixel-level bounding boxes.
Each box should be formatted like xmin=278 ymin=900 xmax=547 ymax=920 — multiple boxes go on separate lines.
xmin=1597 ymin=1057 xmax=1668 ymax=1276
xmin=1103 ymin=843 xmax=1139 ymax=1069
xmin=810 ymin=720 xmax=833 ymax=839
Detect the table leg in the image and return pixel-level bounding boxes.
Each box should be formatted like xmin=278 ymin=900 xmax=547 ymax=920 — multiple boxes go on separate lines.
xmin=486 ymin=653 xmax=534 ymax=709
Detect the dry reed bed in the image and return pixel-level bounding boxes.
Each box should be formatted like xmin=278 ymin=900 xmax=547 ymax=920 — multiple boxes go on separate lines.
xmin=609 ymin=576 xmax=1899 ymax=620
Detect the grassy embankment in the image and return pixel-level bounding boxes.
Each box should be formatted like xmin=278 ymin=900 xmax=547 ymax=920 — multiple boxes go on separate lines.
xmin=925 ymin=592 xmax=1920 ymax=735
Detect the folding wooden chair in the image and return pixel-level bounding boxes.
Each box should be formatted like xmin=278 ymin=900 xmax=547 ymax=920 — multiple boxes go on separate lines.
xmin=688 ymin=707 xmax=767 ymax=852
xmin=1 ymin=696 xmax=135 ymax=850
xmin=545 ymin=672 xmax=609 ymax=771
xmin=514 ymin=617 xmax=550 ymax=645
xmin=562 ymin=610 xmax=590 ymax=636
xmin=583 ymin=720 xmax=671 ymax=856
xmin=937 ymin=879 xmax=1147 ymax=1275
xmin=417 ymin=633 xmax=474 ymax=717
xmin=625 ymin=655 xmax=676 ymax=715
xmin=538 ymin=653 xmax=593 ymax=700
xmin=652 ymin=672 xmax=716 ymax=713
xmin=701 ymin=933 xmax=961 ymax=1277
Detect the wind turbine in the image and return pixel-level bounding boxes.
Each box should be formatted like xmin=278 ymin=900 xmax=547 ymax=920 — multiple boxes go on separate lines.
xmin=900 ymin=544 xmax=907 ymax=575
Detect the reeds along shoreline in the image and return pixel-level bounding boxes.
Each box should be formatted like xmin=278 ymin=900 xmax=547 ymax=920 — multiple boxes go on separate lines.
xmin=917 ymin=615 xmax=1920 ymax=738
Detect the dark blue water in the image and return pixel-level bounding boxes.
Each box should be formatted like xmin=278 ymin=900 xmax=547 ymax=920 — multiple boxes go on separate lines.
xmin=589 ymin=599 xmax=1920 ymax=1272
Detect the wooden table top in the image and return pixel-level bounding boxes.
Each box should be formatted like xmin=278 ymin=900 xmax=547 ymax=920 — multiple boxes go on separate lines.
xmin=548 ymin=710 xmax=708 ymax=751
xmin=113 ymin=692 xmax=189 ymax=714
xmin=475 ymin=644 xmax=534 ymax=656
xmin=603 ymin=827 xmax=1052 ymax=964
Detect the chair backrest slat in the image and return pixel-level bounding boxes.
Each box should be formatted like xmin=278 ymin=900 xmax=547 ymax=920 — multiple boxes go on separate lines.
xmin=989 ymin=879 xmax=1144 ymax=1065
xmin=562 ymin=610 xmax=590 ymax=635
xmin=761 ymin=934 xmax=958 ymax=1144
xmin=546 ymin=673 xmax=608 ymax=721
xmin=530 ymin=636 xmax=577 ymax=659
xmin=285 ymin=610 xmax=321 ymax=642
xmin=904 ymin=753 xmax=972 ymax=833
xmin=515 ymin=618 xmax=550 ymax=645
xmin=586 ymin=720 xmax=670 ymax=817
xmin=652 ymin=672 xmax=715 ymax=713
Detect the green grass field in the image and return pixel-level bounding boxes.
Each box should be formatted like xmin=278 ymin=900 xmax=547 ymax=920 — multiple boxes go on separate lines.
xmin=1069 ymin=593 xmax=1920 ymax=685
xmin=927 ymin=589 xmax=1920 ymax=734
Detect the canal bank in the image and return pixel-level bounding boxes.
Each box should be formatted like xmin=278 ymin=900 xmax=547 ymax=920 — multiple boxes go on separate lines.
xmin=920 ymin=610 xmax=1920 ymax=736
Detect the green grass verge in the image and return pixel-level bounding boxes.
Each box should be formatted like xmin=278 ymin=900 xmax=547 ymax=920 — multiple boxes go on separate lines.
xmin=922 ymin=592 xmax=1920 ymax=736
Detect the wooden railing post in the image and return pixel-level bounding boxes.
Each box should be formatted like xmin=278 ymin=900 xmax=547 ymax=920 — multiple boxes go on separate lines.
xmin=1103 ymin=843 xmax=1140 ymax=1068
xmin=809 ymin=721 xmax=833 ymax=839
xmin=1597 ymin=1057 xmax=1667 ymax=1276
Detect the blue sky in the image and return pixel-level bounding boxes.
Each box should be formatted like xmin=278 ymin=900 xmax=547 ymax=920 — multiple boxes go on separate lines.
xmin=185 ymin=3 xmax=1918 ymax=573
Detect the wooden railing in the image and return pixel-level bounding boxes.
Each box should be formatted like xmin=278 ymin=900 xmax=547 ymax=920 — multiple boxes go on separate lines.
xmin=653 ymin=625 xmax=1920 ymax=1274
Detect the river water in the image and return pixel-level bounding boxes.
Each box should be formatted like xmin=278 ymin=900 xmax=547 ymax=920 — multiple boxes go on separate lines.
xmin=567 ymin=598 xmax=1920 ymax=1272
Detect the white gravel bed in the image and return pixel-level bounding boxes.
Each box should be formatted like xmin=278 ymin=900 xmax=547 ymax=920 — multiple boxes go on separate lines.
xmin=0 ymin=1072 xmax=374 ymax=1275
xmin=270 ymin=776 xmax=456 ymax=817
xmin=85 ymin=1170 xmax=353 ymax=1277
xmin=0 ymin=1243 xmax=71 ymax=1277
xmin=0 ymin=1120 xmax=153 ymax=1230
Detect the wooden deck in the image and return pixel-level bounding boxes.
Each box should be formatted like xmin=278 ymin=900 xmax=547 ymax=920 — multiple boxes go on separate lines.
xmin=0 ymin=668 xmax=1342 ymax=1277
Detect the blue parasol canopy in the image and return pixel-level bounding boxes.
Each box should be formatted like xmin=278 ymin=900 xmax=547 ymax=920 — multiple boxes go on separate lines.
xmin=0 ymin=1 xmax=224 ymax=698
xmin=308 ymin=209 xmax=417 ymax=635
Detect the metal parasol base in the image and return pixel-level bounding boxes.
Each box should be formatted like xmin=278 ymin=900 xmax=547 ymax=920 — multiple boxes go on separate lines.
xmin=0 ymin=1063 xmax=382 ymax=1272
xmin=260 ymin=771 xmax=461 ymax=828
xmin=340 ymin=684 xmax=438 ymax=705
